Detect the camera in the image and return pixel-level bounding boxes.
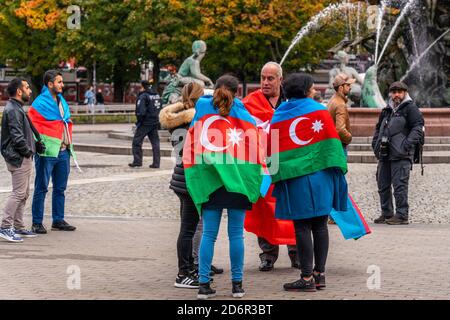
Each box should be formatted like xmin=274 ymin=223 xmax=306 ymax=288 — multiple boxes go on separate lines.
xmin=379 ymin=136 xmax=390 ymax=159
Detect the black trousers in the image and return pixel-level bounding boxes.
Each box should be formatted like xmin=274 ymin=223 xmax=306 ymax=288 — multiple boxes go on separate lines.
xmin=293 ymin=215 xmax=329 ymax=277
xmin=175 ymin=191 xmax=199 ymax=275
xmin=258 ymin=237 xmax=298 ymax=265
xmin=376 ymin=159 xmax=411 ymax=219
xmin=131 ymin=124 xmax=160 ymax=166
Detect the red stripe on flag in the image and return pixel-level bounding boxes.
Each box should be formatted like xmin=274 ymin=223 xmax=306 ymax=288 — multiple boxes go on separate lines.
xmin=28 ymin=108 xmax=65 ymax=140
xmin=269 ymin=110 xmax=340 ymax=155
xmin=349 ymin=194 xmax=371 ymax=235
xmin=183 ymin=114 xmax=265 ymax=168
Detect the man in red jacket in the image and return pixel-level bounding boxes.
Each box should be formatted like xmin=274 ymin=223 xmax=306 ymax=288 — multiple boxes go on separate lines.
xmin=243 ymin=62 xmax=299 ymax=272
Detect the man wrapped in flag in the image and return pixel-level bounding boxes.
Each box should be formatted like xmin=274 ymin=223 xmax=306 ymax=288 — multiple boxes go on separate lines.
xmin=28 ymin=70 xmax=77 ymax=234
xmin=183 ymin=75 xmax=270 ymax=299
xmin=269 ymin=73 xmax=349 ymax=292
xmin=242 ymin=62 xmax=299 ymax=272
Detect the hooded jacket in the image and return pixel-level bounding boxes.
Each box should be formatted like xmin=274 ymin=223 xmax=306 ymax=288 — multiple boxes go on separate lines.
xmin=159 ymin=102 xmax=195 ymax=194
xmin=372 ymin=94 xmax=424 ymax=161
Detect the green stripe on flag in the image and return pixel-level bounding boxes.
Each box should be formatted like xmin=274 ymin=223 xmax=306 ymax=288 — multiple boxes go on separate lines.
xmin=185 ymin=152 xmax=263 ymax=214
xmin=269 ymin=138 xmax=347 ymax=183
xmin=39 ymin=135 xmax=64 ymax=157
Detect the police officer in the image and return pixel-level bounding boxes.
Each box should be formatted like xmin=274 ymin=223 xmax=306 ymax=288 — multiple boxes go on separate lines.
xmin=129 ymin=80 xmax=162 ymax=168
xmin=372 ymin=81 xmax=424 ymax=225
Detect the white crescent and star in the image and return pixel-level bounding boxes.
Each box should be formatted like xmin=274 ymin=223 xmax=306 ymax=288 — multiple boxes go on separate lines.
xmin=200 ymin=116 xmax=244 ymax=151
xmin=289 ymin=117 xmax=324 ymax=145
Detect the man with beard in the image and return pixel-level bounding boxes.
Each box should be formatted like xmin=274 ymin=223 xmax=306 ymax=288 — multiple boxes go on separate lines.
xmin=0 ymin=78 xmax=38 ymax=241
xmin=372 ymin=81 xmax=424 ymax=225
xmin=29 ymin=70 xmax=77 ymax=234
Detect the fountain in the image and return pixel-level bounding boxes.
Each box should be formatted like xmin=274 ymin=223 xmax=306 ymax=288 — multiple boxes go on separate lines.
xmin=281 ymin=0 xmax=449 ymax=108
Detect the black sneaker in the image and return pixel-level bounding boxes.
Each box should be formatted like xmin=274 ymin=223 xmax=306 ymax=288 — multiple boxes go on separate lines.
xmin=211 ymin=264 xmax=223 ymax=275
xmin=386 ymin=215 xmax=409 ymax=225
xmin=283 ymin=277 xmax=316 ymax=292
xmin=128 ymin=163 xmax=142 ymax=168
xmin=313 ymin=272 xmax=326 ymax=290
xmin=51 ymin=220 xmax=76 ymax=231
xmin=259 ymin=260 xmax=274 ymax=272
xmin=149 ymin=164 xmax=160 ymax=168
xmin=374 ymin=215 xmax=394 ymax=224
xmin=197 ymin=282 xmax=216 ymax=300
xmin=31 ymin=223 xmax=47 ymax=234
xmin=174 ymin=274 xmax=199 ymax=289
xmin=232 ymin=281 xmax=245 ymax=298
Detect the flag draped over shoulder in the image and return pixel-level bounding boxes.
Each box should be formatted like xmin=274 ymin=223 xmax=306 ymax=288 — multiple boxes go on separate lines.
xmin=330 ymin=194 xmax=372 ymax=240
xmin=28 ymin=86 xmax=73 ymax=158
xmin=242 ymin=90 xmax=296 ymax=245
xmin=183 ymin=95 xmax=271 ymax=214
xmin=268 ymin=98 xmax=348 ymax=183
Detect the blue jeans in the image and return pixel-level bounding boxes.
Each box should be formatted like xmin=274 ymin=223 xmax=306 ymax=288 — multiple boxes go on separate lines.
xmin=199 ymin=208 xmax=245 ymax=284
xmin=32 ymin=150 xmax=70 ymax=224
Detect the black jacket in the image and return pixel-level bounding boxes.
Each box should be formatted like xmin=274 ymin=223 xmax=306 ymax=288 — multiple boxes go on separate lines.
xmin=372 ymin=96 xmax=424 ymax=161
xmin=1 ymin=98 xmax=34 ymax=167
xmin=135 ymin=89 xmax=162 ymax=126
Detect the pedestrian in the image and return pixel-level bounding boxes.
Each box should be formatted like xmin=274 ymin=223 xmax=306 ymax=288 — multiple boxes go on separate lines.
xmin=327 ymin=73 xmax=354 ymax=156
xmin=129 ymin=80 xmax=162 ymax=168
xmin=0 ymin=78 xmax=41 ymax=242
xmin=242 ymin=62 xmax=299 ymax=272
xmin=326 ymin=73 xmax=354 ymax=224
xmin=95 ymin=88 xmax=105 ymax=113
xmin=84 ymin=86 xmax=95 ymax=114
xmin=159 ymin=82 xmax=211 ymax=288
xmin=28 ymin=70 xmax=77 ymax=234
xmin=183 ymin=75 xmax=270 ymax=299
xmin=269 ymin=73 xmax=348 ymax=292
xmin=372 ymin=81 xmax=424 ymax=225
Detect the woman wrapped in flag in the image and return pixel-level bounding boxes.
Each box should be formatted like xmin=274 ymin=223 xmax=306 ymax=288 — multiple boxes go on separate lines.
xmin=183 ymin=75 xmax=270 ymax=299
xmin=268 ymin=73 xmax=348 ymax=292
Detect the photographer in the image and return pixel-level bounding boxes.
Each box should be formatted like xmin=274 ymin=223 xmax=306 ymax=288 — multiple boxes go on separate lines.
xmin=372 ymin=81 xmax=424 ymax=225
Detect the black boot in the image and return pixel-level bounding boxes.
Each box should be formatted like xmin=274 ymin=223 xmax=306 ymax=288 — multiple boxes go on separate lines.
xmin=197 ymin=282 xmax=216 ymax=300
xmin=232 ymin=281 xmax=245 ymax=298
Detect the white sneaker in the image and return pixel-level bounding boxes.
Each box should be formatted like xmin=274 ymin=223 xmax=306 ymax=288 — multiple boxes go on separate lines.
xmin=0 ymin=228 xmax=23 ymax=242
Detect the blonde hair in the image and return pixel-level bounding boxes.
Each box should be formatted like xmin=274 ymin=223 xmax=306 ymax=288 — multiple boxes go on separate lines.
xmin=181 ymin=82 xmax=204 ymax=109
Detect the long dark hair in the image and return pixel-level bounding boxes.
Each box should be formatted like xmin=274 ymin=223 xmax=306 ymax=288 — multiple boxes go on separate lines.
xmin=213 ymin=75 xmax=239 ymax=117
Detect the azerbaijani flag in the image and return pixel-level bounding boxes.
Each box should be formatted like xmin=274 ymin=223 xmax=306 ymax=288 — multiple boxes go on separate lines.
xmin=268 ymin=98 xmax=347 ymax=182
xmin=243 ymin=89 xmax=296 ymax=245
xmin=28 ymin=86 xmax=73 ymax=158
xmin=183 ymin=95 xmax=271 ymax=214
xmin=330 ymin=194 xmax=372 ymax=240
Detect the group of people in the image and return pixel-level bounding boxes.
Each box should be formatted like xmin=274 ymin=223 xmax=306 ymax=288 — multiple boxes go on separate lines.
xmin=0 ymin=60 xmax=424 ymax=299
xmin=159 ymin=61 xmax=424 ymax=299
xmin=0 ymin=70 xmax=78 ymax=243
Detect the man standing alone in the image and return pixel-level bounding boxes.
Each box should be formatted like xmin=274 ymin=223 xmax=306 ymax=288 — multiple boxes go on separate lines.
xmin=0 ymin=78 xmax=37 ymax=242
xmin=372 ymin=81 xmax=424 ymax=225
xmin=129 ymin=80 xmax=162 ymax=168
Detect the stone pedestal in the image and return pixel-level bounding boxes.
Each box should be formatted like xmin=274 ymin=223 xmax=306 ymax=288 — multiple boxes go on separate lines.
xmin=349 ymin=108 xmax=450 ymax=137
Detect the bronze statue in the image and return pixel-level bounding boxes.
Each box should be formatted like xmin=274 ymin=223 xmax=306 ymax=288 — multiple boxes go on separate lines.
xmin=162 ymin=40 xmax=213 ymax=106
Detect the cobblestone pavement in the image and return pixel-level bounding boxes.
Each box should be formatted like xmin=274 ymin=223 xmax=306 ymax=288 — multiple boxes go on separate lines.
xmin=0 ymin=216 xmax=448 ymax=300
xmin=0 ymin=151 xmax=449 ymax=300
xmin=0 ymin=152 xmax=448 ymax=223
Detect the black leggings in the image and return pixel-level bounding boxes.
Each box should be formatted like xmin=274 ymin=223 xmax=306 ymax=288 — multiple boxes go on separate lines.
xmin=175 ymin=191 xmax=199 ymax=275
xmin=293 ymin=215 xmax=329 ymax=278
